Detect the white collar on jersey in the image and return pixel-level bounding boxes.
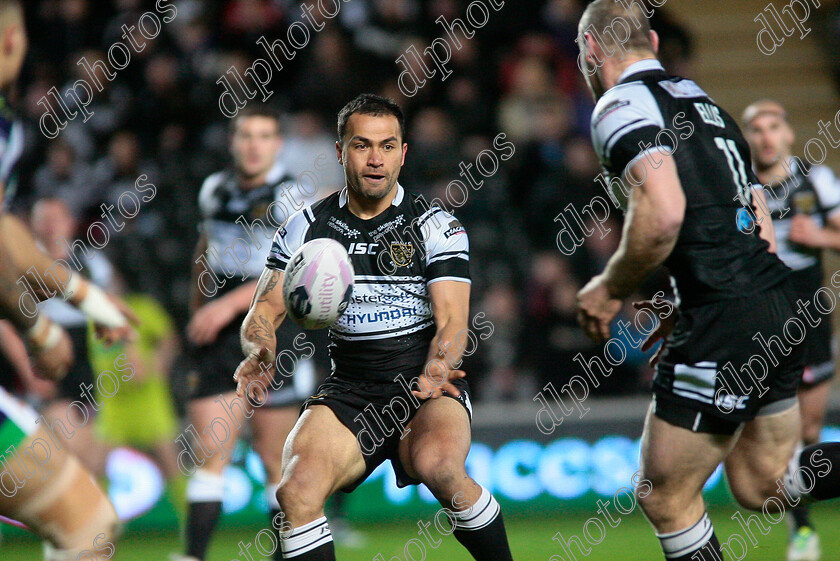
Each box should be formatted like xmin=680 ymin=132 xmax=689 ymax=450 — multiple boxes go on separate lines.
xmin=617 ymin=59 xmax=665 ymax=84
xmin=338 ymin=183 xmax=405 ymax=208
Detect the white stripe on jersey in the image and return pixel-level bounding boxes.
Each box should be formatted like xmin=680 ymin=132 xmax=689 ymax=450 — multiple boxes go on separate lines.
xmin=591 ymin=80 xmax=666 ymax=165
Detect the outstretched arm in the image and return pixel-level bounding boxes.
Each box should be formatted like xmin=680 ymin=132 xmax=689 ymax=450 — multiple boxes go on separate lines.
xmin=414 ymin=280 xmax=470 ymax=400
xmin=234 ymin=267 xmax=287 ymax=399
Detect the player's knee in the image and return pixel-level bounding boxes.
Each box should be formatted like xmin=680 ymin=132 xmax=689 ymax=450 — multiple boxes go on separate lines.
xmin=729 ymin=472 xmax=780 ymax=511
xmin=275 ymin=471 xmax=326 ymax=518
xmin=636 ymin=484 xmax=682 ymax=525
xmin=410 ymin=452 xmax=464 ymax=495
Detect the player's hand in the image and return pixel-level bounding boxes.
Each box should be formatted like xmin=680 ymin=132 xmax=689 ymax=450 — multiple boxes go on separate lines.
xmin=789 ymin=214 xmax=824 ymax=247
xmin=576 ymin=274 xmax=622 ymax=343
xmin=633 ymin=297 xmax=676 ymax=367
xmin=188 ymin=300 xmax=237 ymax=346
xmin=94 ymin=293 xmax=138 ymax=346
xmin=412 ymin=359 xmax=466 ymax=400
xmin=234 ymin=346 xmax=275 ymax=401
xmin=28 ymin=323 xmax=74 ymax=381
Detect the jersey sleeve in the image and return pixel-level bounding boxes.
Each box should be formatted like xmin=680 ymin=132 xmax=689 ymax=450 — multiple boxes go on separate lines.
xmin=197 ymin=172 xmax=225 ymax=219
xmin=809 ymin=165 xmax=840 ymax=219
xmin=266 ymin=208 xmax=311 ymax=271
xmin=420 ymin=208 xmax=470 ymax=285
xmin=590 ymin=83 xmax=669 ymax=177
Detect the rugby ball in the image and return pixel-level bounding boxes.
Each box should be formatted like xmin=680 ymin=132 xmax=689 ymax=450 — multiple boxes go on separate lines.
xmin=283 ymin=238 xmax=354 ymax=329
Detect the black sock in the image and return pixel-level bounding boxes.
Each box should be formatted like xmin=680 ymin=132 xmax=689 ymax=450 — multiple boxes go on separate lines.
xmin=791 ymin=505 xmax=812 ymax=530
xmin=280 ymin=516 xmax=335 ymax=560
xmin=657 ymin=514 xmax=721 ymax=561
xmin=186 ymin=501 xmax=222 ymax=559
xmin=800 ymin=442 xmax=840 ymax=501
xmin=451 ymin=487 xmax=513 ymax=561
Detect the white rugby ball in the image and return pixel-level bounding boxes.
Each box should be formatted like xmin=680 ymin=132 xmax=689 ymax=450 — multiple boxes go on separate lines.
xmin=283 ymin=238 xmax=354 ymax=329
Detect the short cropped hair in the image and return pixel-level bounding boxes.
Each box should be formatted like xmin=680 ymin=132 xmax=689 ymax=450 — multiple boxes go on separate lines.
xmin=229 ymin=104 xmax=281 ymax=135
xmin=579 ymin=0 xmax=654 ymax=56
xmin=337 ymin=94 xmax=406 ymax=143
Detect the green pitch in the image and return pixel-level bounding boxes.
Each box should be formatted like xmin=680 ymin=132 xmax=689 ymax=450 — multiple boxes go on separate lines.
xmin=1 ymin=503 xmax=838 ymax=560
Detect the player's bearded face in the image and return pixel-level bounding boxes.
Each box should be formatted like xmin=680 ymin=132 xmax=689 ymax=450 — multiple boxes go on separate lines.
xmin=340 ymin=113 xmax=406 ymax=201
xmin=231 ymin=116 xmax=281 ymax=179
xmin=745 ymin=114 xmax=792 ymax=171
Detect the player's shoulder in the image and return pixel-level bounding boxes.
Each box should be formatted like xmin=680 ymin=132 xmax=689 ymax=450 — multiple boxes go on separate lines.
xmin=808 ymin=163 xmax=838 ymax=186
xmin=197 ymin=170 xmax=231 ymax=213
xmin=283 ymin=190 xmax=341 ymax=231
xmin=592 ymin=82 xmax=664 ymax=132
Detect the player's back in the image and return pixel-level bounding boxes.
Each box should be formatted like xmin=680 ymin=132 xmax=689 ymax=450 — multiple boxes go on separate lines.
xmin=591 ymin=60 xmax=789 ymax=307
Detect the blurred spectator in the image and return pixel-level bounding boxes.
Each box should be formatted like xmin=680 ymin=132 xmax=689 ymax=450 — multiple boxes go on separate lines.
xmin=32 ymin=141 xmax=98 ymax=216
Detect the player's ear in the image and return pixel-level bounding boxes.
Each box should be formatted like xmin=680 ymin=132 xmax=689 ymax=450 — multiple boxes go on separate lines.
xmin=649 ymin=30 xmax=660 ymax=56
xmin=335 ymin=140 xmax=343 ymax=165
xmin=583 ymin=32 xmax=600 ymax=64
xmin=400 ymin=143 xmax=407 ymax=167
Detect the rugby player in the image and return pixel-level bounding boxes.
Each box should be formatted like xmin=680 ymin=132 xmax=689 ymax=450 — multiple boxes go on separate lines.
xmin=234 ymin=94 xmax=514 ymax=561
xmin=0 ymin=1 xmax=120 ymax=559
xmin=574 ymin=2 xmax=840 ymax=561
xmin=743 ymin=99 xmax=840 ymax=561
xmin=176 ymin=106 xmax=318 ymax=561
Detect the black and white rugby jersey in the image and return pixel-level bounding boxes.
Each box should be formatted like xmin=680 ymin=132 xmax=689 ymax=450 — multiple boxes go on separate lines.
xmin=266 ymin=184 xmax=470 ymax=380
xmin=0 ymin=93 xmax=25 ymax=208
xmin=760 ymin=159 xmax=840 ymax=272
xmin=590 ymin=59 xmax=789 ymax=307
xmin=198 ymin=162 xmax=293 ymax=291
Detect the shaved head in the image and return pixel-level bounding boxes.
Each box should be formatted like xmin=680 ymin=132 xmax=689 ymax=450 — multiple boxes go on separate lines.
xmin=579 ymin=0 xmax=654 ymax=57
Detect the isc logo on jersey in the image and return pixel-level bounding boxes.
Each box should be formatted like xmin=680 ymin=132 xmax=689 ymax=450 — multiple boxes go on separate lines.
xmin=715 ymin=393 xmax=749 ymax=411
xmin=348 ymin=242 xmax=379 ymax=255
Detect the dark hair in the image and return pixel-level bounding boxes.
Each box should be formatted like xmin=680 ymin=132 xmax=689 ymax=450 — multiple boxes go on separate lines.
xmin=337 ymin=94 xmax=406 ymax=143
xmin=229 ymin=104 xmax=281 ymax=135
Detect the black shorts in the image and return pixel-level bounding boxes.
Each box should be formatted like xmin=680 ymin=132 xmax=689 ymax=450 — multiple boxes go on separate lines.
xmin=653 ymin=280 xmax=804 ymax=434
xmin=57 ymin=326 xmax=96 ymax=401
xmin=187 ymin=315 xmax=317 ymax=407
xmin=789 ymin=267 xmax=834 ymax=387
xmin=302 ymin=374 xmax=472 ymax=492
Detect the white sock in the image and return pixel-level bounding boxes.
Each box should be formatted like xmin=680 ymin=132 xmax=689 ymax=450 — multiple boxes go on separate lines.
xmin=656 ymin=513 xmax=714 ymax=559
xmin=451 ymin=486 xmax=501 ymax=530
xmin=281 ymin=516 xmax=332 ymax=558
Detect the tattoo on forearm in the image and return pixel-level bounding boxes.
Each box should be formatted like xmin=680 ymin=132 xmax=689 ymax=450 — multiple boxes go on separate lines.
xmin=256 ymin=270 xmax=280 ymax=303
xmin=246 ymin=315 xmax=274 ymax=348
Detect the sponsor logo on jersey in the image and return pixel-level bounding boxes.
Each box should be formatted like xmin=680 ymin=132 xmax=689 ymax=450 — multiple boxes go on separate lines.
xmin=371 ymin=214 xmax=406 ymax=241
xmin=390 ymin=242 xmax=414 ymax=267
xmin=253 ymin=202 xmax=269 ymax=219
xmin=348 ymin=242 xmax=380 ymax=255
xmin=658 ymin=79 xmax=707 ymax=99
xmin=277 ymin=227 xmax=287 ymax=238
xmin=714 ymin=393 xmax=749 ymax=411
xmin=444 ymin=219 xmax=465 ymax=239
xmin=328 ymin=216 xmax=360 ymax=239
xmin=352 ymin=292 xmax=412 ymax=304
xmin=344 ymin=307 xmax=417 ymax=324
xmin=593 ymin=99 xmax=630 ymax=126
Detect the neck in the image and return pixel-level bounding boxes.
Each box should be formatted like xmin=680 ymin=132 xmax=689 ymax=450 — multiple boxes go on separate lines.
xmin=755 ymin=157 xmax=792 ymax=185
xmin=604 ymin=53 xmax=657 ymax=90
xmin=239 ymin=170 xmax=269 ymax=190
xmin=347 ymin=185 xmax=397 ymax=220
